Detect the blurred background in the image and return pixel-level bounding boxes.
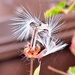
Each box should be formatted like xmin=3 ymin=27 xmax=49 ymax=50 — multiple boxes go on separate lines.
xmin=0 ymin=0 xmax=75 ymax=75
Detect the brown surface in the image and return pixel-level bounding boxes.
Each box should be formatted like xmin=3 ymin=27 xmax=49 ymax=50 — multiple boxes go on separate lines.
xmin=0 ymin=0 xmax=75 ymax=75
xmin=0 ymin=47 xmax=75 ymax=75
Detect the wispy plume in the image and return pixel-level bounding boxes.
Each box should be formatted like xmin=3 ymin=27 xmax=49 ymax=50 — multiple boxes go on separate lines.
xmin=11 ymin=6 xmax=67 ymax=58
xmin=43 ymin=37 xmax=67 ymax=57
xmin=11 ymin=6 xmax=42 ymax=40
xmin=11 ymin=6 xmax=68 ymax=75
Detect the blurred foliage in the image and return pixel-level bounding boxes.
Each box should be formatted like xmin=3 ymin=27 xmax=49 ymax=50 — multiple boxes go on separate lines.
xmin=71 ymin=67 xmax=75 ymax=74
xmin=57 ymin=2 xmax=66 ymax=8
xmin=67 ymin=67 xmax=75 ymax=75
xmin=44 ymin=1 xmax=75 ymax=18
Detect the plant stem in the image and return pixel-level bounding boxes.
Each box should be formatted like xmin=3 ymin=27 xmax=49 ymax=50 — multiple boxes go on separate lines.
xmin=30 ymin=27 xmax=38 ymax=75
xmin=32 ymin=27 xmax=38 ymax=49
xmin=48 ymin=66 xmax=69 ymax=75
xmin=31 ymin=27 xmax=38 ymax=48
xmin=67 ymin=1 xmax=75 ymax=13
xmin=57 ymin=1 xmax=75 ymax=14
xmin=30 ymin=58 xmax=34 ymax=75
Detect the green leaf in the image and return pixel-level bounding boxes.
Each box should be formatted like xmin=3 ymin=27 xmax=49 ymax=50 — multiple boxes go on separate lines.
xmin=57 ymin=2 xmax=66 ymax=9
xmin=44 ymin=1 xmax=67 ymax=18
xmin=44 ymin=8 xmax=61 ymax=18
xmin=71 ymin=67 xmax=75 ymax=74
xmin=50 ymin=8 xmax=60 ymax=15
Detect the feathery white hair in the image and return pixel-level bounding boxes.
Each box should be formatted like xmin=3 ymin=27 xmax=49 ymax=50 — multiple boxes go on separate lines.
xmin=11 ymin=6 xmax=67 ymax=56
xmin=11 ymin=6 xmax=42 ymax=40
xmin=43 ymin=37 xmax=67 ymax=57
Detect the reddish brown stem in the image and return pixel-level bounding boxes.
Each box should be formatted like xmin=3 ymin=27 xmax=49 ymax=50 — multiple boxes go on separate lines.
xmin=31 ymin=27 xmax=38 ymax=48
xmin=32 ymin=27 xmax=38 ymax=48
xmin=30 ymin=58 xmax=34 ymax=75
xmin=48 ymin=66 xmax=69 ymax=75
